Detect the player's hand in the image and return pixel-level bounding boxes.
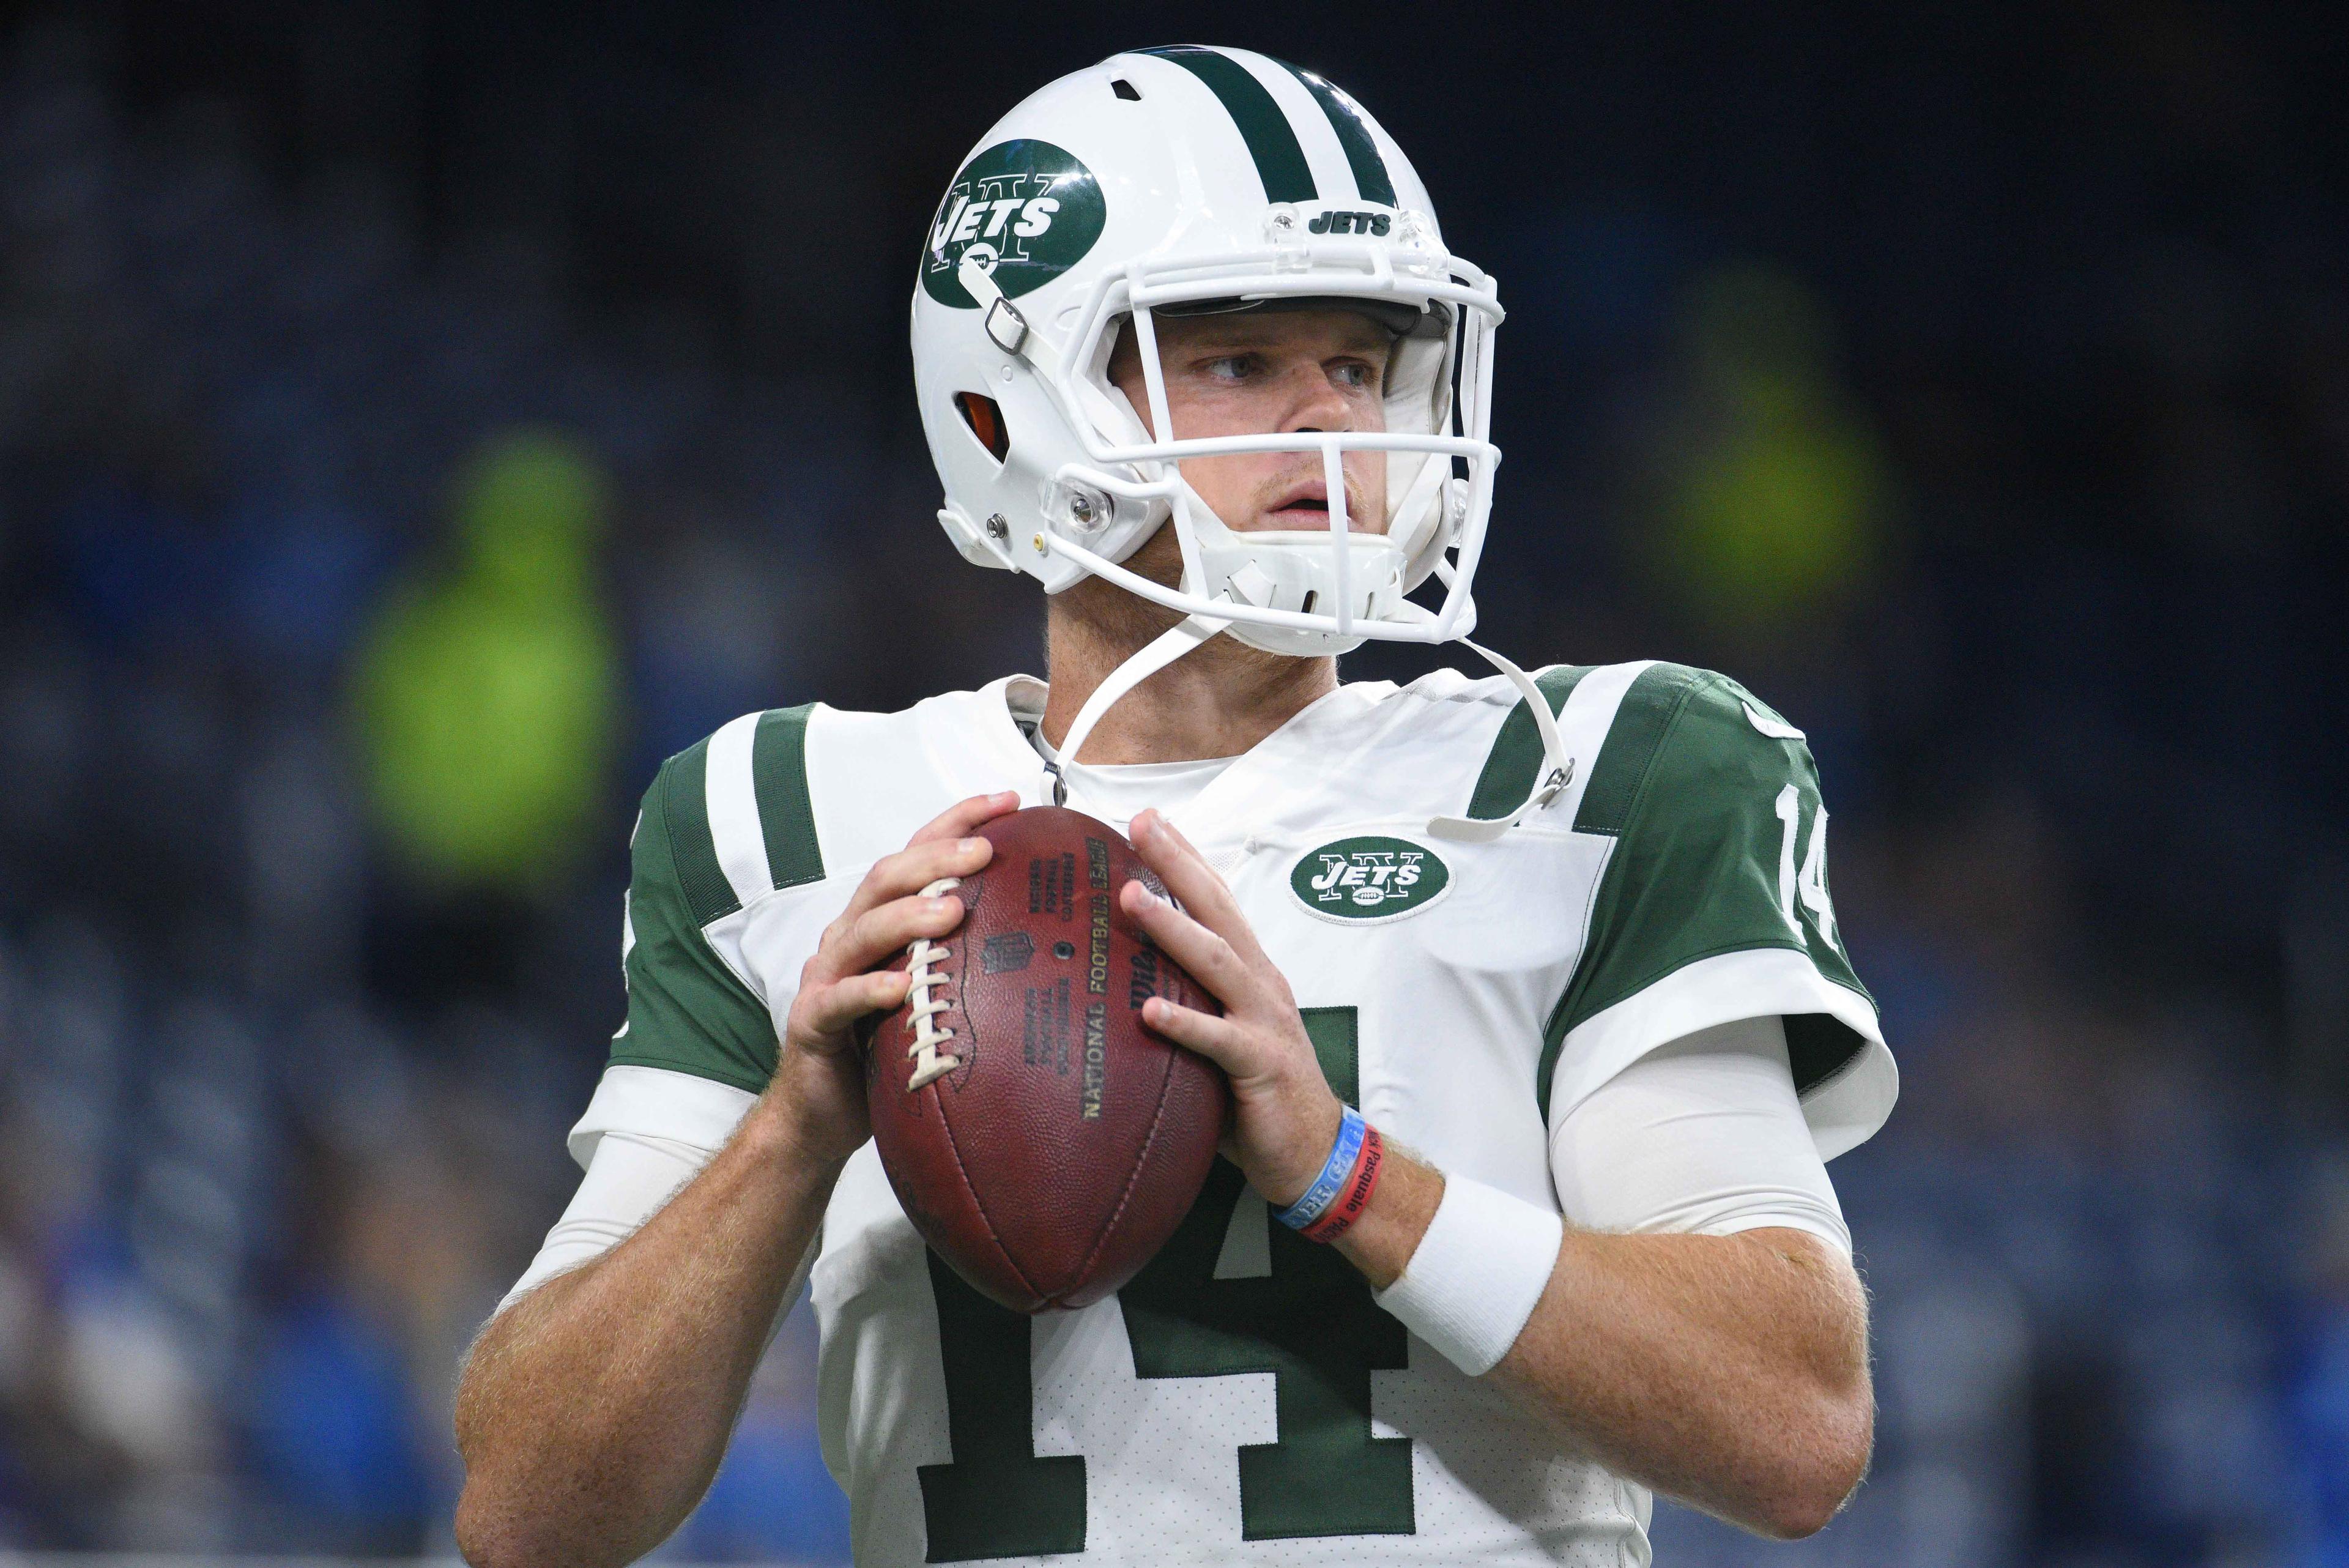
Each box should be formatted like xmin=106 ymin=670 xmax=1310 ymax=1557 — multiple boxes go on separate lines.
xmin=772 ymin=790 xmax=1022 ymax=1165
xmin=1119 ymin=808 xmax=1347 ymax=1209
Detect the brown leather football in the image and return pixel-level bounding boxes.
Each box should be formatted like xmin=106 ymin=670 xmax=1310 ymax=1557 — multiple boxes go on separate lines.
xmin=863 ymin=806 xmax=1229 ymax=1313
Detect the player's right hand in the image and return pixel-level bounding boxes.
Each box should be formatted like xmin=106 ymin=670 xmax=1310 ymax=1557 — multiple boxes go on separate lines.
xmin=770 ymin=792 xmax=1021 ymax=1165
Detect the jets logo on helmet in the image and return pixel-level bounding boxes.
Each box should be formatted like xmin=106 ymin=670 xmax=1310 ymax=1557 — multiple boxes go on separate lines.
xmin=1307 ymin=209 xmax=1391 ymax=236
xmin=922 ymin=139 xmax=1106 ymax=310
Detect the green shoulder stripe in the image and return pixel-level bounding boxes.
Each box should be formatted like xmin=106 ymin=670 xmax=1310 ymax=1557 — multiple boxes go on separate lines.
xmin=1465 ymin=666 xmax=1591 ymax=822
xmin=661 ymin=738 xmax=741 ymax=927
xmin=611 ymin=759 xmax=778 ymax=1093
xmin=1535 ymin=667 xmax=1872 ymax=1120
xmin=754 ymin=704 xmax=824 ymax=891
xmin=1572 ymin=664 xmax=1703 ymax=834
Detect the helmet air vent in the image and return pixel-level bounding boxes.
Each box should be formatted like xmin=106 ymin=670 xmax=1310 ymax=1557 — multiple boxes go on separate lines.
xmin=954 ymin=392 xmax=1010 ymax=463
xmin=1111 ymin=78 xmax=1141 ymax=101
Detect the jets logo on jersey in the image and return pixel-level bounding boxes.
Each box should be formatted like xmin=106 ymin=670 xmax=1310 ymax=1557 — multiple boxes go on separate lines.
xmin=1291 ymin=836 xmax=1451 ymax=924
xmin=922 ymin=139 xmax=1106 ymax=309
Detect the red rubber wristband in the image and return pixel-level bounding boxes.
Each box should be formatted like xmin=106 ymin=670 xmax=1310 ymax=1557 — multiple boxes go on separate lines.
xmin=1297 ymin=1124 xmax=1384 ymax=1244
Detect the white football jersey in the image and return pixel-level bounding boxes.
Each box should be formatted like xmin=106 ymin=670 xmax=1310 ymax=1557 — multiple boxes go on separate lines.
xmin=582 ymin=663 xmax=1895 ymax=1566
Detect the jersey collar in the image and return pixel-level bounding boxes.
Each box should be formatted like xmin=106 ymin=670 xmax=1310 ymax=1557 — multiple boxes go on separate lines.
xmin=978 ymin=673 xmax=1395 ymax=855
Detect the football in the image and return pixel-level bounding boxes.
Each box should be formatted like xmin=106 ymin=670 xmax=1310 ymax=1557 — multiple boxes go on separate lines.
xmin=863 ymin=806 xmax=1229 ymax=1313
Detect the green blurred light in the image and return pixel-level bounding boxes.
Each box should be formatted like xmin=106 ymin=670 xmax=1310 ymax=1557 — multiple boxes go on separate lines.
xmin=1644 ymin=267 xmax=1888 ymax=630
xmin=354 ymin=430 xmax=620 ymax=894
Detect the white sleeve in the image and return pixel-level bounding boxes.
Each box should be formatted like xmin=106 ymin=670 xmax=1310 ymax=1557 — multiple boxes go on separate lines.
xmin=499 ymin=1129 xmax=721 ymax=1311
xmin=494 ymin=1065 xmax=818 ymax=1318
xmin=1548 ymin=1014 xmax=1852 ymax=1257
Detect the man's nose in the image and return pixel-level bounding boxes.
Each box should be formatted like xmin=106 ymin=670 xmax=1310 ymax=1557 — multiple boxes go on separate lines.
xmin=1282 ymin=366 xmax=1356 ymax=435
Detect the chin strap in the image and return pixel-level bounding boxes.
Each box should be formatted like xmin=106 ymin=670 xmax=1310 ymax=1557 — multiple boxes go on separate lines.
xmin=1047 ymin=611 xmax=1233 ymax=806
xmin=1425 ymin=639 xmax=1575 ymax=843
xmin=959 ymin=253 xmax=1063 ymax=378
xmin=1047 ymin=615 xmax=1572 ymax=841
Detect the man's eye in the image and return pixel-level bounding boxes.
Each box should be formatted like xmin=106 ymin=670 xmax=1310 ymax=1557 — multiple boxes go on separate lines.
xmin=1331 ymin=361 xmax=1378 ymax=391
xmin=1203 ymin=355 xmax=1256 ymax=381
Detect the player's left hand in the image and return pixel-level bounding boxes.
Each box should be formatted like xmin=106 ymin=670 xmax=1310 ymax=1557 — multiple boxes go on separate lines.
xmin=1120 ymin=807 xmax=1347 ymax=1209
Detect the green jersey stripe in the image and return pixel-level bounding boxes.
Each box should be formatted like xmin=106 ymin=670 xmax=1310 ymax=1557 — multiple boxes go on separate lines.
xmin=1464 ymin=666 xmax=1591 ymax=822
xmin=705 ymin=712 xmax=774 ymax=910
xmin=660 ymin=740 xmax=743 ymax=928
xmin=614 ymin=768 xmax=776 ymax=1095
xmin=1142 ymin=46 xmax=1318 ymax=204
xmin=1278 ymin=64 xmax=1397 ymax=206
xmin=1571 ymin=664 xmax=1702 ymax=834
xmin=754 ymin=704 xmax=825 ymax=892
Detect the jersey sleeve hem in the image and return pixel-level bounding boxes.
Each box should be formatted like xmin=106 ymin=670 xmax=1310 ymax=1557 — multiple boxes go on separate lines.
xmin=566 ymin=1063 xmax=762 ymax=1169
xmin=1545 ymin=946 xmax=1896 ymax=1161
xmin=1635 ymin=1199 xmax=1854 ymax=1258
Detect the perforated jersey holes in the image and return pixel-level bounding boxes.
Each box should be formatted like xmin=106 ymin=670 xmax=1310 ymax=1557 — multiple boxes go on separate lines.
xmin=954 ymin=392 xmax=1009 ymax=462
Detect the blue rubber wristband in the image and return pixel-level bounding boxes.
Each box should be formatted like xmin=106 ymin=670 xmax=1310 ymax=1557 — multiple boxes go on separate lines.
xmin=1272 ymin=1105 xmax=1367 ymax=1231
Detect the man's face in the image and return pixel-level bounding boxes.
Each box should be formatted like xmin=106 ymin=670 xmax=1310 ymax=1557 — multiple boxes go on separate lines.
xmin=1106 ymin=307 xmax=1392 ymax=546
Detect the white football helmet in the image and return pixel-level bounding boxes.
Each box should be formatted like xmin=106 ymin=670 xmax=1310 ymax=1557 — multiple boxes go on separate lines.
xmin=912 ymin=46 xmax=1565 ymax=836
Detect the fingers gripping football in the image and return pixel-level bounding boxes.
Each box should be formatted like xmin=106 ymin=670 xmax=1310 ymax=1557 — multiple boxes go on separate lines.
xmin=1119 ymin=809 xmax=1344 ymax=1209
xmin=785 ymin=793 xmax=1019 ymax=1057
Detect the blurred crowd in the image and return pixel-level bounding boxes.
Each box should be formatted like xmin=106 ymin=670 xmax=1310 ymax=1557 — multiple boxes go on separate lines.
xmin=0 ymin=7 xmax=2343 ymax=1566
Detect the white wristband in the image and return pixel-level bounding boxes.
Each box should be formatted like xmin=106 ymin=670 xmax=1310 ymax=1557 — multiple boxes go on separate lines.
xmin=1372 ymin=1173 xmax=1565 ymax=1377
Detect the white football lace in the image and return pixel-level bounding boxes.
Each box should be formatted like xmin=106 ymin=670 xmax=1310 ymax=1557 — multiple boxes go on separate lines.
xmin=904 ymin=876 xmax=962 ymax=1090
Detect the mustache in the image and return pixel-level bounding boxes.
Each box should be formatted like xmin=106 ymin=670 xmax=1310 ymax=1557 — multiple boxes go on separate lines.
xmin=1254 ymin=463 xmax=1380 ymax=527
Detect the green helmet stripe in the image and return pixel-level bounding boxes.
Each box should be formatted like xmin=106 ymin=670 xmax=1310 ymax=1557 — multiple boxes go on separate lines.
xmin=1278 ymin=62 xmax=1397 ymax=207
xmin=1140 ymin=46 xmax=1318 ymax=205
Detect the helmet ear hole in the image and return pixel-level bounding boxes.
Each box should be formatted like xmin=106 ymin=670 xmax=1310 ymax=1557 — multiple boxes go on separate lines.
xmin=954 ymin=392 xmax=1010 ymax=462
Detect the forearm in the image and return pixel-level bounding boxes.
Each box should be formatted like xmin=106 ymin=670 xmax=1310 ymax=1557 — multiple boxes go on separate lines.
xmin=454 ymin=1091 xmax=845 ymax=1568
xmin=1493 ymin=1224 xmax=1872 ymax=1538
xmin=1333 ymin=1142 xmax=1868 ymax=1539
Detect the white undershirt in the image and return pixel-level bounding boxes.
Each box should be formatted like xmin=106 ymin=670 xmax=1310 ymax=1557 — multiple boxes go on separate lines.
xmin=1551 ymin=1016 xmax=1848 ymax=1250
xmin=499 ymin=1014 xmax=1847 ymax=1314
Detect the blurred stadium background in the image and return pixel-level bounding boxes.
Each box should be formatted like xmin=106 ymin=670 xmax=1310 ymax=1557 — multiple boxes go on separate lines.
xmin=0 ymin=2 xmax=2343 ymax=1564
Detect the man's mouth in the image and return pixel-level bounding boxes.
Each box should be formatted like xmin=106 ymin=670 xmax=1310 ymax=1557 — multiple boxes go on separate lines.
xmin=1267 ymin=481 xmax=1340 ymax=526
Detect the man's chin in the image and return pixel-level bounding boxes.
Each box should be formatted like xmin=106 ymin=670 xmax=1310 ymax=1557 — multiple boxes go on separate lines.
xmin=1056 ymin=557 xmax=1186 ymax=646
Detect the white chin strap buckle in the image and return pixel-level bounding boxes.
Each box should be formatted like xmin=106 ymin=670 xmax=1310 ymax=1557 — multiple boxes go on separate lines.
xmin=1425 ymin=640 xmax=1576 ymax=843
xmin=984 ymin=296 xmax=1028 ymax=355
xmin=961 ymin=252 xmax=1061 ymax=376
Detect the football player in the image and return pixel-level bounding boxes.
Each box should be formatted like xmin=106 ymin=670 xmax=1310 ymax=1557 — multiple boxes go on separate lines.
xmin=455 ymin=45 xmax=1894 ymax=1568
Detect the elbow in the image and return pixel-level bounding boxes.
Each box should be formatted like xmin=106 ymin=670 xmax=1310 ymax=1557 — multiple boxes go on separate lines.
xmin=454 ymin=1484 xmax=542 ymax=1568
xmin=456 ymin=1499 xmax=603 ymax=1568
xmin=456 ymin=1458 xmax=670 ymax=1568
xmin=1750 ymin=1394 xmax=1873 ymax=1540
xmin=1751 ymin=1481 xmax=1852 ymax=1543
xmin=454 ymin=1472 xmax=587 ymax=1568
